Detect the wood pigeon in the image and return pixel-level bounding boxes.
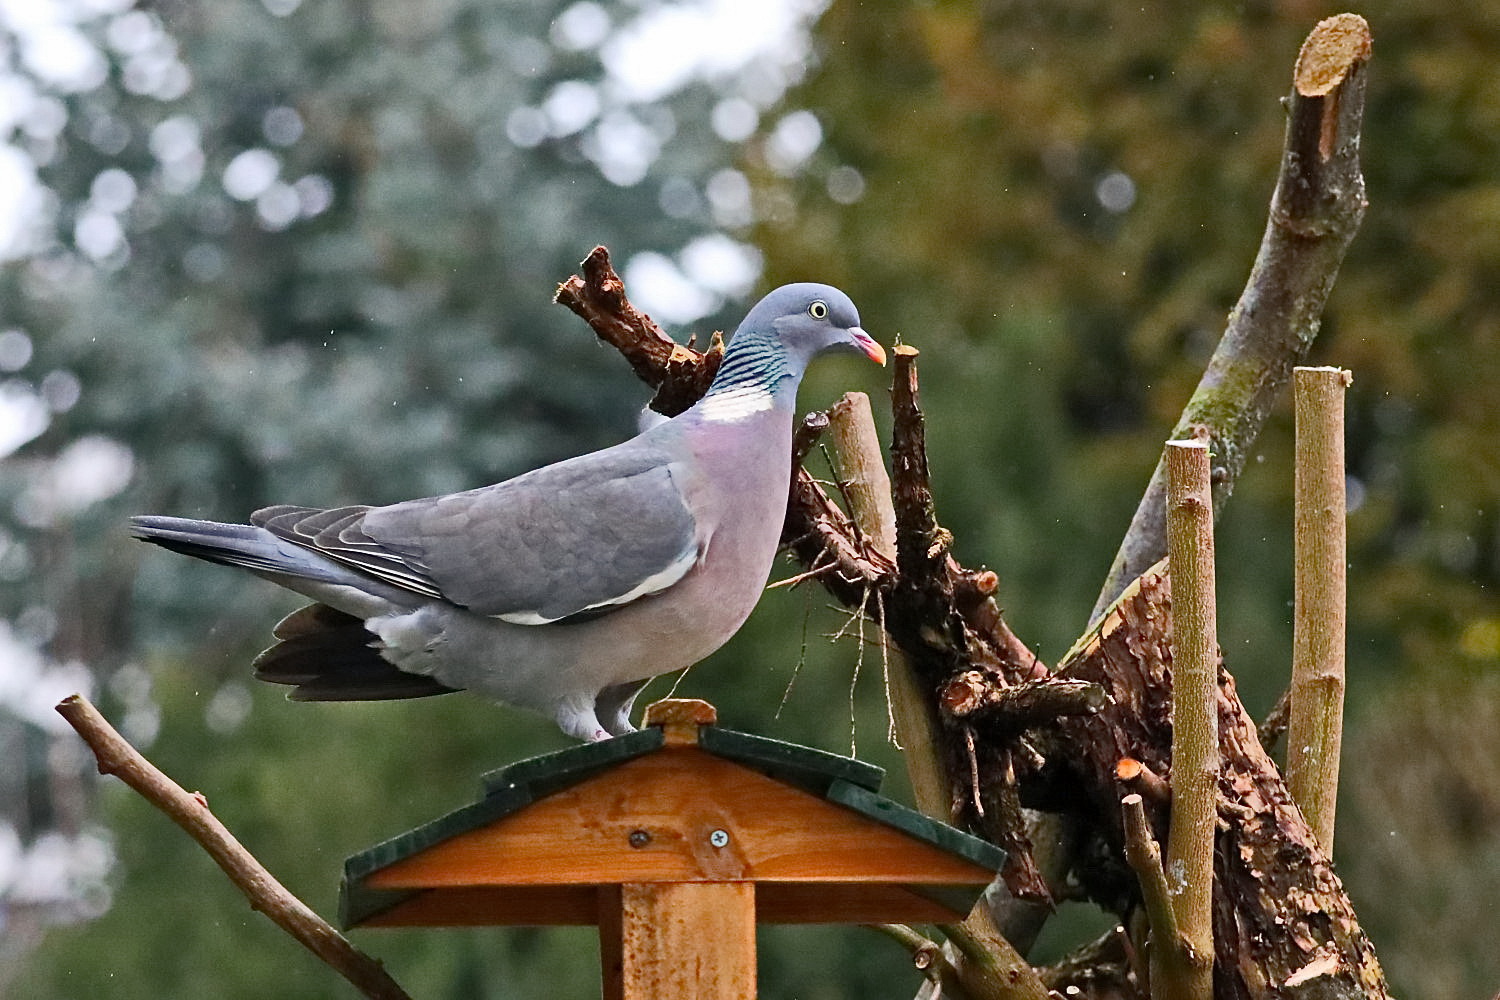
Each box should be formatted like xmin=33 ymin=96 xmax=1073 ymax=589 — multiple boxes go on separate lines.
xmin=130 ymin=284 xmax=884 ymax=741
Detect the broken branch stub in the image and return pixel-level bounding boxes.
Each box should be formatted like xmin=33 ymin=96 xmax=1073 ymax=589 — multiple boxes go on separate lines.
xmin=553 ymin=245 xmax=722 ymax=414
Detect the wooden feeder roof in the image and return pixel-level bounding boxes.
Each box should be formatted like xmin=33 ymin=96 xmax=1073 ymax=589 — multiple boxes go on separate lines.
xmin=341 ymin=700 xmax=1005 ymax=929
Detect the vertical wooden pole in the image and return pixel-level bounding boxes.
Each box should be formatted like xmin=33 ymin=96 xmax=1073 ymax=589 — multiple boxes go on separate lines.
xmin=827 ymin=391 xmax=948 ymax=819
xmin=1158 ymin=441 xmax=1217 ymax=1000
xmin=600 ymin=882 xmax=756 ymax=1000
xmin=828 ymin=392 xmax=898 ymax=554
xmin=828 ymin=391 xmax=1050 ymax=1000
xmin=1287 ymin=366 xmax=1351 ymax=852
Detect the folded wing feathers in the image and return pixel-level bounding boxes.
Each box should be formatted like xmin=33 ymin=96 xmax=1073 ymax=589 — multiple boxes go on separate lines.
xmin=245 ymin=451 xmax=703 ymax=623
xmin=252 ymin=504 xmax=446 ymax=600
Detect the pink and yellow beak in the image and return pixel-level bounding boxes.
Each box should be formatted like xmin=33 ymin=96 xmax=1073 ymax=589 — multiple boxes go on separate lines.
xmin=849 ymin=327 xmax=886 ymax=366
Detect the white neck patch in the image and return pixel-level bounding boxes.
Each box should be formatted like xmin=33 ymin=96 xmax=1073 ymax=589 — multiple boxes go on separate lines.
xmin=697 ymin=384 xmax=775 ymax=423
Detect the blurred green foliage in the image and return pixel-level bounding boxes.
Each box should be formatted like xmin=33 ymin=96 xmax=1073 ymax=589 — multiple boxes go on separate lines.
xmin=4 ymin=0 xmax=924 ymax=996
xmin=5 ymin=0 xmax=1500 ymax=997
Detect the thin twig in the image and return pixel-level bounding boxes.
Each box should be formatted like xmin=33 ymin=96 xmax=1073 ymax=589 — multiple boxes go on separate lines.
xmin=964 ymin=726 xmax=985 ymax=819
xmin=767 ymin=556 xmax=837 ymax=590
xmin=848 ymin=586 xmax=868 ymax=757
xmin=775 ymin=588 xmax=815 ymax=720
xmin=664 ymin=664 xmax=695 ymax=699
xmin=870 ymin=923 xmax=955 ymax=992
xmin=1120 ymin=793 xmax=1181 ymax=982
xmin=876 ymin=589 xmax=899 ymax=748
xmin=793 ymin=409 xmax=831 ymax=468
xmin=1258 ymin=685 xmax=1292 ymax=753
xmin=55 ymin=694 xmax=412 ymax=1000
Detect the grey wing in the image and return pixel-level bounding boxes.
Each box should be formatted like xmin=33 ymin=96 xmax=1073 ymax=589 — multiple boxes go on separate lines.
xmin=265 ymin=445 xmax=705 ymax=624
xmin=252 ymin=504 xmax=445 ymax=599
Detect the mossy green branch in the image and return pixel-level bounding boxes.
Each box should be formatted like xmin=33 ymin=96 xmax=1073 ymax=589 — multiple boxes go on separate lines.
xmin=1092 ymin=13 xmax=1371 ymax=623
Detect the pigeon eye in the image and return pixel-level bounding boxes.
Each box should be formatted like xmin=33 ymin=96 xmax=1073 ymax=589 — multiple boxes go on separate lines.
xmin=808 ymin=300 xmax=829 ymax=320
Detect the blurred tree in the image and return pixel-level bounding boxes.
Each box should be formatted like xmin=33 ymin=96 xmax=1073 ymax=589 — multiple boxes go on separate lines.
xmin=1341 ymin=671 xmax=1500 ymax=1000
xmin=4 ymin=0 xmax=916 ymax=996
xmin=749 ymin=1 xmax=1500 ymax=996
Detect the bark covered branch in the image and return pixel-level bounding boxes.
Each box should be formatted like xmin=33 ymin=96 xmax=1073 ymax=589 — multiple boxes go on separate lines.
xmin=826 ymin=393 xmax=950 ymax=822
xmin=1053 ymin=569 xmax=1386 ymax=998
xmin=554 ymin=245 xmax=723 ymax=416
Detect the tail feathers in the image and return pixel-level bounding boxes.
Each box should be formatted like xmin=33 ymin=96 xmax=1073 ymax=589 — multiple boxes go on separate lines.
xmin=130 ymin=515 xmax=352 ymax=586
xmin=253 ymin=603 xmax=459 ymax=701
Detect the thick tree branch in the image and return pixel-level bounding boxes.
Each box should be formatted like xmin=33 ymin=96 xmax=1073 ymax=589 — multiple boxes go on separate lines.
xmin=887 ymin=346 xmax=1043 ymax=683
xmin=873 ymin=914 xmax=1052 ymax=1000
xmin=826 ymin=392 xmax=950 ymax=822
xmin=55 ymin=694 xmax=411 ymax=1000
xmin=874 ymin=923 xmax=964 ymax=997
xmin=1093 ymin=13 xmax=1371 ymax=621
xmin=942 ymin=674 xmax=1109 ymax=735
xmin=824 ymin=396 xmax=1049 ymax=1000
xmin=941 ymin=908 xmax=1052 ymax=1000
xmin=1116 ymin=756 xmax=1170 ymax=807
xmin=890 ymin=345 xmax=951 ymax=585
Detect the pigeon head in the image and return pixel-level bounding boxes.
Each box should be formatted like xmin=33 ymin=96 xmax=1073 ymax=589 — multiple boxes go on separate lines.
xmin=704 ymin=283 xmax=884 ymax=407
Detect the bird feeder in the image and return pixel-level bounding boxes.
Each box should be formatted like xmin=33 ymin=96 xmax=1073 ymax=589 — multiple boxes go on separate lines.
xmin=341 ymin=699 xmax=1005 ymax=999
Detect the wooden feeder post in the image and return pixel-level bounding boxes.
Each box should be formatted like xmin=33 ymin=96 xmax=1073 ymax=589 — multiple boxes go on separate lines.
xmin=601 ymin=881 xmax=754 ymax=998
xmin=340 ymin=700 xmax=1005 ymax=999
xmin=599 ymin=701 xmax=757 ymax=999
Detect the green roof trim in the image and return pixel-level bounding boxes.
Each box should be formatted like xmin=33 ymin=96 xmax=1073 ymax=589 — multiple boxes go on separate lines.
xmin=825 ymin=779 xmax=1008 ymax=872
xmin=481 ymin=726 xmax=664 ymax=799
xmin=340 ymin=783 xmax=532 ymax=927
xmin=697 ymin=726 xmax=884 ymax=795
